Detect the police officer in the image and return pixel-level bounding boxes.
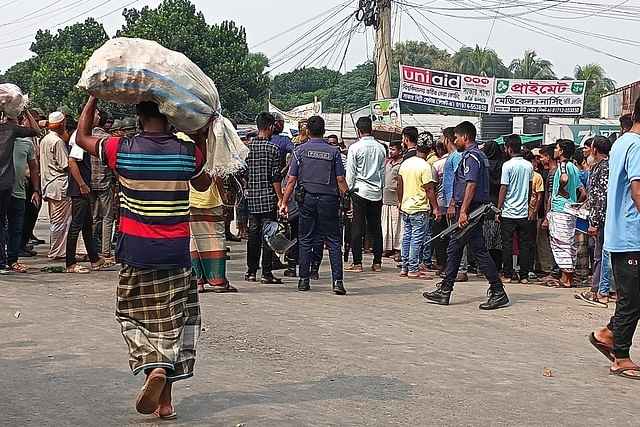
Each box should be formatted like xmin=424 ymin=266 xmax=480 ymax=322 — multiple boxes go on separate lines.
xmin=280 ymin=116 xmax=349 ymax=294
xmin=422 ymin=121 xmax=510 ymax=310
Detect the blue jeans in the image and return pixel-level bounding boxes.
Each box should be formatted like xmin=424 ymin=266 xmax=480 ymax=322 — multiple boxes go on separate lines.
xmin=7 ymin=196 xmax=26 ymax=265
xmin=401 ymin=212 xmax=427 ymax=273
xmin=420 ymin=216 xmax=433 ymax=266
xmin=0 ymin=189 xmax=11 ymax=267
xmin=598 ymin=249 xmax=612 ymax=295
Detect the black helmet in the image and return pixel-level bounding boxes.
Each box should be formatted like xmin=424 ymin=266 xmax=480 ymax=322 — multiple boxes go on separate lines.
xmin=263 ymin=220 xmax=297 ymax=254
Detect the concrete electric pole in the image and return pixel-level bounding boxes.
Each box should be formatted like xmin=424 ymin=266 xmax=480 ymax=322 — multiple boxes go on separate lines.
xmin=375 ymin=0 xmax=392 ymax=100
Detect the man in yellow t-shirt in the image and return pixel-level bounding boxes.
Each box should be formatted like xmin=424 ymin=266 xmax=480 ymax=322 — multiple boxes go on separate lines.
xmin=397 ymin=127 xmax=441 ymax=279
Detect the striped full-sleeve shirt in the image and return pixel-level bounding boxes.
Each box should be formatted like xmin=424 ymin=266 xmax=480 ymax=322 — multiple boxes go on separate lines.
xmin=100 ymin=133 xmax=204 ymax=269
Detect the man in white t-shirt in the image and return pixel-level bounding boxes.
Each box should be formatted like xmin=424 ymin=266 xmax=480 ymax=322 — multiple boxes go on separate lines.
xmin=497 ymin=134 xmax=534 ymax=283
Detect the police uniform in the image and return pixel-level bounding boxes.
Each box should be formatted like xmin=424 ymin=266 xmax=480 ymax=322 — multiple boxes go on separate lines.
xmin=442 ymin=143 xmax=503 ymax=290
xmin=288 ymin=138 xmax=346 ymax=287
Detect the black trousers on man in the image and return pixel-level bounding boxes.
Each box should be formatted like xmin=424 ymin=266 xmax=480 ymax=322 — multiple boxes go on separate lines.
xmin=443 ymin=210 xmax=503 ymax=290
xmin=66 ymin=196 xmax=100 ymax=267
xmin=501 ymin=217 xmax=534 ymax=280
xmin=22 ymin=180 xmax=41 ymax=248
xmin=247 ymin=211 xmax=276 ymax=276
xmin=350 ymin=194 xmax=383 ymax=265
xmin=607 ymin=252 xmax=640 ymax=359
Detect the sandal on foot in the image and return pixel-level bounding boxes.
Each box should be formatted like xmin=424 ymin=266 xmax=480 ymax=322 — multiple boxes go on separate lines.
xmin=66 ymin=264 xmax=90 ymax=274
xmin=10 ymin=262 xmax=28 ymax=273
xmin=589 ymin=332 xmax=614 ymax=362
xmin=261 ymin=275 xmax=283 ymax=284
xmin=136 ymin=370 xmax=167 ymax=414
xmin=609 ymin=366 xmax=640 ymax=380
xmin=244 ymin=273 xmax=256 ymax=282
xmin=211 ymin=281 xmax=238 ymax=293
xmin=92 ymin=258 xmax=116 ymax=271
xmin=153 ymin=408 xmax=177 ymax=420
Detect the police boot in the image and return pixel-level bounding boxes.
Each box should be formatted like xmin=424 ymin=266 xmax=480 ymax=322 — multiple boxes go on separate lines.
xmin=332 ymin=280 xmax=347 ymax=296
xmin=422 ymin=282 xmax=452 ymax=305
xmin=479 ymin=286 xmax=510 ymax=310
xmin=298 ymin=278 xmax=310 ymax=292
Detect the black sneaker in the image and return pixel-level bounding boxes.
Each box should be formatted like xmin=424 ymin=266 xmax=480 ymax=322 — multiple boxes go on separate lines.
xmin=298 ymin=278 xmax=310 ymax=292
xmin=423 ymin=283 xmax=452 ymax=305
xmin=284 ymin=268 xmax=297 ymax=278
xmin=332 ymin=280 xmax=347 ymax=295
xmin=479 ymin=287 xmax=510 ymax=310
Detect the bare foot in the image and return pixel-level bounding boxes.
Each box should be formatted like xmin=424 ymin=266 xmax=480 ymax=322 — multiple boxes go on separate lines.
xmin=594 ymin=326 xmax=614 ymax=348
xmin=157 ymin=383 xmax=175 ymax=418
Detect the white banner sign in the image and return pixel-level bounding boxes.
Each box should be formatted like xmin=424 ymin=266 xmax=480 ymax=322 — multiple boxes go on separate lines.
xmin=399 ymin=64 xmax=494 ymax=113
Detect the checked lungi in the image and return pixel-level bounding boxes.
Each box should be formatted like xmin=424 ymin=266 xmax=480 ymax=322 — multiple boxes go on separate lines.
xmin=547 ymin=211 xmax=577 ymax=272
xmin=116 ymin=266 xmax=201 ymax=383
xmin=190 ymin=206 xmax=227 ymax=286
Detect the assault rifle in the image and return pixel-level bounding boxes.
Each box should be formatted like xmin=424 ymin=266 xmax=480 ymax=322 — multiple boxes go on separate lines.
xmin=427 ymin=203 xmax=501 ymax=245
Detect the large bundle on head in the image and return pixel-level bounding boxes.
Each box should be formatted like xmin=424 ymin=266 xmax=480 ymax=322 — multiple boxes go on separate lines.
xmin=0 ymin=83 xmax=28 ymax=120
xmin=77 ymin=37 xmax=247 ymax=176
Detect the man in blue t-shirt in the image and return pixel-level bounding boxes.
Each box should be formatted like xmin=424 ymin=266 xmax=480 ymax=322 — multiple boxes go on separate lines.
xmin=591 ymin=99 xmax=640 ymax=380
xmin=423 ymin=121 xmax=509 ymax=310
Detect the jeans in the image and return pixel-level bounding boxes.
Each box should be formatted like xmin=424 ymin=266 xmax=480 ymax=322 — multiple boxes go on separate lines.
xmin=607 ymin=252 xmax=640 ymax=359
xmin=401 ymin=212 xmax=427 ymax=273
xmin=299 ymin=193 xmax=343 ymax=281
xmin=443 ymin=209 xmax=502 ymax=289
xmin=350 ymin=194 xmax=383 ymax=265
xmin=599 ymin=249 xmax=612 ymax=295
xmin=501 ymin=217 xmax=534 ymax=279
xmin=247 ymin=211 xmax=276 ymax=276
xmin=66 ymin=196 xmax=100 ymax=267
xmin=91 ymin=188 xmax=115 ymax=257
xmin=7 ymin=197 xmax=26 ymax=265
xmin=592 ymin=229 xmax=606 ymax=293
xmin=0 ymin=188 xmax=12 ymax=267
xmin=420 ymin=216 xmax=433 ymax=266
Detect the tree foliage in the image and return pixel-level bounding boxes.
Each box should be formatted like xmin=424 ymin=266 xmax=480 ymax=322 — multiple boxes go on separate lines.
xmin=452 ymin=45 xmax=510 ymax=78
xmin=575 ymin=63 xmax=616 ymax=117
xmin=509 ymin=50 xmax=556 ymax=79
xmin=117 ymin=0 xmax=269 ymax=121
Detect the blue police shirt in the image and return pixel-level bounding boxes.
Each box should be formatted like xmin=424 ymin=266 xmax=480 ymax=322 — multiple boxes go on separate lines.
xmin=453 ymin=143 xmax=490 ymax=207
xmin=604 ymin=132 xmax=640 ymax=252
xmin=271 ymin=133 xmax=295 ymax=161
xmin=289 ymin=138 xmax=345 ymax=196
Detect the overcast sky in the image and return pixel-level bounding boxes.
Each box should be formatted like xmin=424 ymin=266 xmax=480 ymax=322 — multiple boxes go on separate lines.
xmin=1 ymin=0 xmax=638 ymax=87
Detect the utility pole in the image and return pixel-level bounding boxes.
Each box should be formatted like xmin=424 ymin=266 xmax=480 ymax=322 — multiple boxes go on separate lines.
xmin=375 ymin=0 xmax=392 ymax=100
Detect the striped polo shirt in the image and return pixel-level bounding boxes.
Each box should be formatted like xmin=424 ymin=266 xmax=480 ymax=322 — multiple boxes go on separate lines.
xmin=100 ymin=133 xmax=204 ymax=269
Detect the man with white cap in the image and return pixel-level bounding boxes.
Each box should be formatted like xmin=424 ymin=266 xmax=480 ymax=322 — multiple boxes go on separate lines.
xmin=0 ymin=108 xmax=40 ymax=273
xmin=40 ymin=112 xmax=73 ymax=259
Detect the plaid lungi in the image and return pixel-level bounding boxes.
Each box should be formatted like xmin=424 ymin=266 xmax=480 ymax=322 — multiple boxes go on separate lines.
xmin=190 ymin=206 xmax=227 ymax=285
xmin=381 ymin=204 xmax=402 ymax=251
xmin=547 ymin=211 xmax=577 ymax=272
xmin=116 ymin=266 xmax=201 ymax=383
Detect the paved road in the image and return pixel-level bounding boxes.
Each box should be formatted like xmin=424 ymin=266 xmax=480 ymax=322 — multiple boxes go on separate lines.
xmin=1 ymin=238 xmax=637 ymax=426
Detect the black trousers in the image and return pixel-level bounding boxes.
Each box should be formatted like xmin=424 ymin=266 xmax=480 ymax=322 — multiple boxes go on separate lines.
xmin=501 ymin=217 xmax=534 ymax=279
xmin=66 ymin=196 xmax=100 ymax=267
xmin=607 ymin=252 xmax=640 ymax=359
xmin=350 ymin=194 xmax=383 ymax=265
xmin=21 ymin=180 xmax=41 ymax=248
xmin=247 ymin=211 xmax=276 ymax=276
xmin=432 ymin=215 xmax=449 ymax=269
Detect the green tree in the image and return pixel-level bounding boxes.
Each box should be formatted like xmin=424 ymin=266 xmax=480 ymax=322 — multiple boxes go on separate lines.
xmin=509 ymin=50 xmax=556 ymax=79
xmin=325 ymin=62 xmax=376 ymax=112
xmin=270 ymin=67 xmax=340 ymax=111
xmin=574 ymin=63 xmax=615 ymax=117
xmin=0 ymin=18 xmax=108 ymax=116
xmin=392 ymin=41 xmax=452 ymax=71
xmin=117 ymin=0 xmax=270 ymax=121
xmin=452 ymin=45 xmax=510 ymax=77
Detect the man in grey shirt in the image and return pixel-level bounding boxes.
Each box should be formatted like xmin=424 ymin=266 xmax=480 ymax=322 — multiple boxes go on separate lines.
xmin=345 ymin=117 xmax=386 ymax=272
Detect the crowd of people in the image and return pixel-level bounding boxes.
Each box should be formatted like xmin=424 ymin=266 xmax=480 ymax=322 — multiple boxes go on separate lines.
xmin=2 ymin=93 xmax=640 ymax=417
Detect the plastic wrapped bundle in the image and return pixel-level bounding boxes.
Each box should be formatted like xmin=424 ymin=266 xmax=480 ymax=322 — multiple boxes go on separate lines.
xmin=77 ymin=37 xmax=247 ymax=176
xmin=0 ymin=83 xmax=28 ymax=119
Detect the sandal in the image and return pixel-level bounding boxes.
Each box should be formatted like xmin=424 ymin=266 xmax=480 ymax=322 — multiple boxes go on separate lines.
xmin=66 ymin=264 xmax=90 ymax=274
xmin=10 ymin=262 xmax=28 ymax=273
xmin=609 ymin=366 xmax=640 ymax=380
xmin=153 ymin=408 xmax=177 ymax=420
xmin=92 ymin=258 xmax=116 ymax=271
xmin=135 ymin=369 xmax=167 ymax=414
xmin=261 ymin=275 xmax=283 ymax=284
xmin=244 ymin=273 xmax=256 ymax=282
xmin=211 ymin=281 xmax=238 ymax=293
xmin=589 ymin=332 xmax=614 ymax=362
